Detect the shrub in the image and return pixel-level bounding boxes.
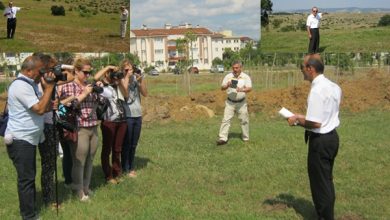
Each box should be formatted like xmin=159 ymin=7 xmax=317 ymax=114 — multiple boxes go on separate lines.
xmin=271 ymin=19 xmax=283 ymax=29
xmin=51 ymin=5 xmax=66 ymax=16
xmin=280 ymin=25 xmax=295 ymax=32
xmin=0 ymin=1 xmax=5 ymax=10
xmin=378 ymin=14 xmax=390 ymax=26
xmin=296 ymin=19 xmax=307 ymax=31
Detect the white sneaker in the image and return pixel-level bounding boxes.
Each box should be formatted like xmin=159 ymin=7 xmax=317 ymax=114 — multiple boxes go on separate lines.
xmin=80 ymin=195 xmax=89 ymax=202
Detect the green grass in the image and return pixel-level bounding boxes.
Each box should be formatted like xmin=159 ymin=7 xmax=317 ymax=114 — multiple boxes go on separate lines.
xmin=0 ymin=110 xmax=389 ymax=219
xmin=261 ymin=12 xmax=390 ymax=52
xmin=0 ymin=0 xmax=129 ymax=51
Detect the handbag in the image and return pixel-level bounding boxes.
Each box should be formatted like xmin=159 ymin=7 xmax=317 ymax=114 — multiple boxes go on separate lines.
xmin=0 ymin=102 xmax=8 ymax=137
xmin=57 ymin=103 xmax=79 ymax=142
xmin=96 ymin=97 xmax=109 ymax=120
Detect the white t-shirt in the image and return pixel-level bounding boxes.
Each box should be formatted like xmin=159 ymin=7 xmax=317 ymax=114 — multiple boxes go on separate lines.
xmin=121 ymin=9 xmax=129 ymax=21
xmin=306 ymin=74 xmax=342 ymax=134
xmin=306 ymin=13 xmax=322 ymax=29
xmin=221 ymin=72 xmax=252 ymax=101
xmin=3 ymin=7 xmax=20 ymax=19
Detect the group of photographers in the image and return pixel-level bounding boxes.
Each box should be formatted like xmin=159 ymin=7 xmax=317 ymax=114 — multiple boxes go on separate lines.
xmin=5 ymin=53 xmax=146 ymax=219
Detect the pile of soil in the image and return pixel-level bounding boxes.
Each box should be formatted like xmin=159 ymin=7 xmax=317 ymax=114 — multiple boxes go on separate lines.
xmin=1 ymin=70 xmax=389 ymax=122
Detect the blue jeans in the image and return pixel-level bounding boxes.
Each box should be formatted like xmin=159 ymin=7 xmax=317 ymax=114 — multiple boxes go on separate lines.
xmin=7 ymin=140 xmax=38 ymax=220
xmin=121 ymin=117 xmax=142 ymax=173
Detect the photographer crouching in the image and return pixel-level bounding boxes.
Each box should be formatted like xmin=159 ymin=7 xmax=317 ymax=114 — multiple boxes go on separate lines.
xmin=5 ymin=54 xmax=56 ymax=220
xmin=94 ymin=65 xmax=127 ymax=184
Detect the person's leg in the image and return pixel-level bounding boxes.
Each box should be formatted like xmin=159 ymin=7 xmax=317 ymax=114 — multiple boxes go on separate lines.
xmin=112 ymin=122 xmax=127 ymax=178
xmin=308 ymin=134 xmax=338 ymax=220
xmin=7 ymin=140 xmax=38 ymax=220
xmin=237 ymin=102 xmax=249 ymax=141
xmin=10 ymin=18 xmax=16 ymax=38
xmin=315 ymin=29 xmax=320 ymax=53
xmin=308 ymin=29 xmax=315 ymax=54
xmin=218 ymin=101 xmax=235 ymax=142
xmin=121 ymin=120 xmax=130 ymax=173
xmin=7 ymin=19 xmax=12 ymax=38
xmin=38 ymin=124 xmax=56 ymax=205
xmin=101 ymin=121 xmax=115 ymax=181
xmin=72 ymin=128 xmax=89 ymax=197
xmin=60 ymin=139 xmax=73 ymax=185
xmin=128 ymin=117 xmax=142 ymax=172
xmin=83 ymin=126 xmax=98 ymax=195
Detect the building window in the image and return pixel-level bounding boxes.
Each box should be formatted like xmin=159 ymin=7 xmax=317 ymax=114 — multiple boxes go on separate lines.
xmin=191 ymin=48 xmax=198 ymax=53
xmin=155 ymin=49 xmax=164 ymax=54
xmin=234 ymin=40 xmax=239 ymax=43
xmin=204 ymin=59 xmax=209 ymax=64
xmin=193 ymin=59 xmax=199 ymax=64
xmin=234 ymin=47 xmax=239 ymax=51
xmin=155 ymin=37 xmax=163 ymax=43
xmin=226 ymin=40 xmax=231 ymax=43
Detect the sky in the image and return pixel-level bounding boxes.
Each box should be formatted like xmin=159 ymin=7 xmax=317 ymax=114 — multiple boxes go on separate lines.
xmin=273 ymin=0 xmax=390 ymax=11
xmin=130 ymin=0 xmax=260 ymax=40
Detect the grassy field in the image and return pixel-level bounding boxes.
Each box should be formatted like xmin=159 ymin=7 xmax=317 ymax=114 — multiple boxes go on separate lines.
xmin=0 ymin=110 xmax=389 ymax=219
xmin=261 ymin=12 xmax=390 ymax=52
xmin=0 ymin=0 xmax=129 ymax=52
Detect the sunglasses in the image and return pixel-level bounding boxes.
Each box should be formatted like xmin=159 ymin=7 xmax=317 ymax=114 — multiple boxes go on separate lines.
xmin=312 ymin=10 xmax=318 ymax=12
xmin=124 ymin=69 xmax=131 ymax=72
xmin=81 ymin=70 xmax=92 ymax=75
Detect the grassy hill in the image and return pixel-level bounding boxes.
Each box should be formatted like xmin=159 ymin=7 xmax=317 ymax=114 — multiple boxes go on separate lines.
xmin=261 ymin=12 xmax=390 ymax=52
xmin=0 ymin=0 xmax=129 ymax=52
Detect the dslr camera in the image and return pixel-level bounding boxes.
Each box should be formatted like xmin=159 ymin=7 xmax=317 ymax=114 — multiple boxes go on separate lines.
xmin=40 ymin=64 xmax=74 ymax=82
xmin=133 ymin=64 xmax=142 ymax=75
xmin=109 ymin=70 xmax=124 ymax=80
xmin=91 ymin=83 xmax=104 ymax=94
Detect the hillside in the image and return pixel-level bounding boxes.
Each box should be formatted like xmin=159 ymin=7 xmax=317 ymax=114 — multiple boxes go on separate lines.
xmin=0 ymin=0 xmax=129 ymax=52
xmin=261 ymin=12 xmax=390 ymax=52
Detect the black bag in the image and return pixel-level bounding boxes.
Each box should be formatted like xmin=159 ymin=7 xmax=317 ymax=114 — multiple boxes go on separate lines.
xmin=0 ymin=103 xmax=8 ymax=137
xmin=96 ymin=97 xmax=109 ymax=120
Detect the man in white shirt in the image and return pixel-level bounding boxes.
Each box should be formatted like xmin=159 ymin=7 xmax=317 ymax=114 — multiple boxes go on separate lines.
xmin=3 ymin=1 xmax=21 ymax=39
xmin=287 ymin=54 xmax=342 ymax=220
xmin=306 ymin=6 xmax=323 ymax=53
xmin=217 ymin=61 xmax=252 ymax=145
xmin=120 ymin=6 xmax=128 ymax=39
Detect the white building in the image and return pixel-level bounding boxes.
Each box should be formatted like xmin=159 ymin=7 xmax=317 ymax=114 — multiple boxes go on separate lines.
xmin=130 ymin=24 xmax=255 ymax=71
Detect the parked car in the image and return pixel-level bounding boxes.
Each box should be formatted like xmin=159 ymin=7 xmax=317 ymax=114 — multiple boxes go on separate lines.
xmin=188 ymin=66 xmax=199 ymax=74
xmin=148 ymin=68 xmax=159 ymax=76
xmin=173 ymin=66 xmax=181 ymax=74
xmin=210 ymin=65 xmax=224 ymax=73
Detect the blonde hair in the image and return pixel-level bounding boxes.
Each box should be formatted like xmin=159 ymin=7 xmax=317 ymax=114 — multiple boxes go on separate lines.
xmin=120 ymin=59 xmax=133 ymax=71
xmin=73 ymin=57 xmax=91 ymax=71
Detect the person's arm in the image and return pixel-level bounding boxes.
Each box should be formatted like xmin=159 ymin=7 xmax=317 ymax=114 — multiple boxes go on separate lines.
xmin=135 ymin=74 xmax=148 ymax=97
xmin=93 ymin=65 xmax=116 ymax=81
xmin=287 ymin=114 xmax=321 ymax=129
xmin=60 ymin=95 xmax=76 ymax=105
xmin=75 ymin=85 xmax=93 ymax=103
xmin=31 ymin=74 xmax=56 ymax=115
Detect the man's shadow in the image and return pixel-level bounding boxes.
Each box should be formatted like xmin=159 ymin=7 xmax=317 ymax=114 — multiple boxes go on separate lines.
xmin=318 ymin=45 xmax=328 ymax=53
xmin=263 ymin=193 xmax=316 ymax=220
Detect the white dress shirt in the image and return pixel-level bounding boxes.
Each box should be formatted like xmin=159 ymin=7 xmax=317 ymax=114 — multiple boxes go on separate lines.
xmin=306 ymin=13 xmax=322 ymax=29
xmin=121 ymin=9 xmax=128 ymax=21
xmin=3 ymin=6 xmax=20 ymax=19
xmin=222 ymin=72 xmax=252 ymax=101
xmin=306 ymin=74 xmax=342 ymax=134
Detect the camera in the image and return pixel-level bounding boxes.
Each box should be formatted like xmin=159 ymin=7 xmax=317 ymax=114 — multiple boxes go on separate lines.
xmin=92 ymin=83 xmax=104 ymax=94
xmin=230 ymin=79 xmax=238 ymax=88
xmin=109 ymin=71 xmax=124 ymax=80
xmin=40 ymin=64 xmax=74 ymax=82
xmin=133 ymin=64 xmax=142 ymax=75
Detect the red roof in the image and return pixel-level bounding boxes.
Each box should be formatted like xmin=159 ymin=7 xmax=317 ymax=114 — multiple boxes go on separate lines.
xmin=131 ymin=27 xmax=214 ymax=37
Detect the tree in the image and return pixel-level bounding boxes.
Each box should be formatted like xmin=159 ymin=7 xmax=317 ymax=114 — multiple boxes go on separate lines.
xmin=261 ymin=0 xmax=273 ymax=27
xmin=0 ymin=1 xmax=5 ymax=10
xmin=51 ymin=5 xmax=66 ymax=16
xmin=212 ymin=57 xmax=223 ymax=66
xmin=378 ymin=14 xmax=390 ymax=26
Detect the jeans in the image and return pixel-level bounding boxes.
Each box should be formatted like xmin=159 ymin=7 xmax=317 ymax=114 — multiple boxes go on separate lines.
xmin=7 ymin=140 xmax=38 ymax=220
xmin=121 ymin=117 xmax=142 ymax=172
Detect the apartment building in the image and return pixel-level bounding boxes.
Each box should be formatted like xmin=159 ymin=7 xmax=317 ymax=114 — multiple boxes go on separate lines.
xmin=130 ymin=23 xmax=254 ymax=71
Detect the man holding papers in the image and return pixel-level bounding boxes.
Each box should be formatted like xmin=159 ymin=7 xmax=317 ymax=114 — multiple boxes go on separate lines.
xmin=286 ymin=54 xmax=342 ymax=220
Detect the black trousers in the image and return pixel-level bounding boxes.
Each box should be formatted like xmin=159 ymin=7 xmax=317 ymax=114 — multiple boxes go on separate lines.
xmin=307 ymin=130 xmax=339 ymax=220
xmin=7 ymin=18 xmax=17 ymax=39
xmin=308 ymin=28 xmax=320 ymax=54
xmin=7 ymin=140 xmax=38 ymax=220
xmin=122 ymin=117 xmax=142 ymax=172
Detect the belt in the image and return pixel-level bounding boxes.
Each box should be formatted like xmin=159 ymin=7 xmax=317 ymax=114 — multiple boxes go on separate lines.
xmin=227 ymin=97 xmax=245 ymax=103
xmin=305 ymin=129 xmax=336 ymax=143
xmin=8 ymin=18 xmax=16 ymax=20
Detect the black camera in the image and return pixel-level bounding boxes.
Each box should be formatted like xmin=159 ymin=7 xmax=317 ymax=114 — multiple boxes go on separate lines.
xmin=92 ymin=83 xmax=104 ymax=94
xmin=133 ymin=64 xmax=142 ymax=75
xmin=230 ymin=79 xmax=238 ymax=88
xmin=109 ymin=71 xmax=124 ymax=80
xmin=40 ymin=64 xmax=69 ymax=82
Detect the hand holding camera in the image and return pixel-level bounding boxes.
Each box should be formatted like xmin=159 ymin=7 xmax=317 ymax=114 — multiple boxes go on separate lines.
xmin=230 ymin=79 xmax=238 ymax=89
